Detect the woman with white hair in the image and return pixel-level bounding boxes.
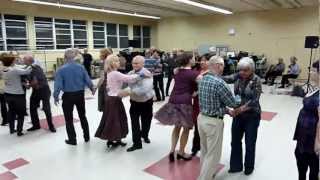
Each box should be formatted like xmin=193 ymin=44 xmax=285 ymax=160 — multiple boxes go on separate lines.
xmin=223 ymin=57 xmax=262 ymax=175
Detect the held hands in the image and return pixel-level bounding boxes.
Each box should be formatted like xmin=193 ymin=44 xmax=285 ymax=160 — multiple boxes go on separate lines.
xmin=54 ymin=99 xmax=59 ymax=106
xmin=91 ymin=87 xmax=97 ymax=96
xmin=228 ymin=104 xmax=250 ymax=117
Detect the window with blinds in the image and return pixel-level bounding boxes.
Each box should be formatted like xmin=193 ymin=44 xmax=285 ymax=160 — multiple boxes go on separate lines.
xmin=4 ymin=14 xmax=28 ymax=50
xmin=119 ymin=24 xmax=128 ymax=49
xmin=73 ymin=20 xmax=87 ymax=49
xmin=92 ymin=21 xmax=105 ymax=49
xmin=142 ymin=26 xmax=151 ymax=48
xmin=34 ymin=17 xmax=54 ymax=50
xmin=133 ymin=25 xmax=142 ymax=48
xmin=55 ymin=19 xmax=72 ymax=49
xmin=106 ymin=23 xmax=118 ymax=49
xmin=0 ymin=15 xmax=4 ymax=51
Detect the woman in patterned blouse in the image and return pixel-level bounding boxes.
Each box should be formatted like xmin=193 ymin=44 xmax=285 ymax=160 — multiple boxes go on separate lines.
xmin=223 ymin=57 xmax=262 ymax=176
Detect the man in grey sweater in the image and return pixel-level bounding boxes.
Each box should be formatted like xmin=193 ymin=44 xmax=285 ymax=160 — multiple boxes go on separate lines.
xmin=127 ymin=55 xmax=154 ymax=152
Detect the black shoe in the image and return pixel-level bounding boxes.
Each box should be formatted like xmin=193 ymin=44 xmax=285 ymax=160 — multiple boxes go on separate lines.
xmin=228 ymin=169 xmax=243 ymax=174
xmin=278 ymin=85 xmax=285 ymax=88
xmin=262 ymin=82 xmax=268 ymax=85
xmin=49 ymin=127 xmax=56 ymax=133
xmin=116 ymin=140 xmax=127 ymax=147
xmin=27 ymin=126 xmax=41 ymax=132
xmin=10 ymin=130 xmax=17 ymax=134
xmin=17 ymin=132 xmax=24 ymax=137
xmin=127 ymin=145 xmax=142 ymax=152
xmin=65 ymin=140 xmax=77 ymax=146
xmin=169 ymin=152 xmax=175 ymax=162
xmin=177 ymin=153 xmax=192 ymax=161
xmin=244 ymin=168 xmax=254 ymax=175
xmin=143 ymin=138 xmax=151 ymax=144
xmin=1 ymin=122 xmax=8 ymax=126
xmin=84 ymin=137 xmax=90 ymax=143
xmin=191 ymin=151 xmax=198 ymax=157
xmin=107 ymin=141 xmax=116 ymax=148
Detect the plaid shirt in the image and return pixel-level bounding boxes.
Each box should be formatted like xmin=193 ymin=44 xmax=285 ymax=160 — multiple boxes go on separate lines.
xmin=199 ymin=73 xmax=237 ymax=117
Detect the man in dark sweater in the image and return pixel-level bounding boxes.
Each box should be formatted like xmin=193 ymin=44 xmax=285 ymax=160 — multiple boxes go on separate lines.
xmin=82 ymin=48 xmax=93 ymax=78
xmin=23 ymin=54 xmax=56 ymax=133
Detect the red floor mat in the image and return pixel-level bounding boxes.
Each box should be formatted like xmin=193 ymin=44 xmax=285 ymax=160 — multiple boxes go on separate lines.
xmin=40 ymin=115 xmax=79 ymax=130
xmin=145 ymin=156 xmax=224 ymax=180
xmin=3 ymin=158 xmax=29 ymax=170
xmin=261 ymin=111 xmax=277 ymax=121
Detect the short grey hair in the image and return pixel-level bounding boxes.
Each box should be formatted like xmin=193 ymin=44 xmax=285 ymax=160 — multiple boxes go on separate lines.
xmin=238 ymin=57 xmax=255 ymax=71
xmin=133 ymin=55 xmax=145 ymax=64
xmin=208 ymin=55 xmax=224 ymax=66
xmin=23 ymin=53 xmax=34 ymax=63
xmin=64 ymin=48 xmax=79 ymax=61
xmin=23 ymin=53 xmax=34 ymax=59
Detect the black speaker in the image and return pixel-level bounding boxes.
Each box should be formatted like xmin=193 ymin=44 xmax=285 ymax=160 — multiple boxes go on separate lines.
xmin=305 ymin=36 xmax=319 ymax=48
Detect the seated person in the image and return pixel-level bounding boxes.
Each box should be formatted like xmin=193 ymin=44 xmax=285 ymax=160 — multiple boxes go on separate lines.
xmin=279 ymin=56 xmax=300 ymax=88
xmin=263 ymin=58 xmax=285 ymax=85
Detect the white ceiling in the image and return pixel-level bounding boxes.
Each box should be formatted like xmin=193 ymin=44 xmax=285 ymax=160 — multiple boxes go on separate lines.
xmin=48 ymin=0 xmax=318 ymax=17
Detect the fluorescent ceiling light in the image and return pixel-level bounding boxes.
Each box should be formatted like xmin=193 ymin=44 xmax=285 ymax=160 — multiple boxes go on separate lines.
xmin=174 ymin=0 xmax=233 ymax=15
xmin=12 ymin=0 xmax=161 ymax=19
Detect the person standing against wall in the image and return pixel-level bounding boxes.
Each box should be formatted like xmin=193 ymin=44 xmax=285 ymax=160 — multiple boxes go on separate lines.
xmin=152 ymin=50 xmax=165 ymax=101
xmin=82 ymin=48 xmax=93 ymax=78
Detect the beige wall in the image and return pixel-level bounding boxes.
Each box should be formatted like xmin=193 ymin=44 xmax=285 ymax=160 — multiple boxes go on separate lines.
xmin=157 ymin=6 xmax=319 ymax=78
xmin=0 ymin=0 xmax=158 ymax=72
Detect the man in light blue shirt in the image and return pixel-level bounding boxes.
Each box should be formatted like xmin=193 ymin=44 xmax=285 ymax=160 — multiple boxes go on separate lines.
xmin=53 ymin=48 xmax=95 ymax=146
xmin=279 ymin=56 xmax=300 ymax=88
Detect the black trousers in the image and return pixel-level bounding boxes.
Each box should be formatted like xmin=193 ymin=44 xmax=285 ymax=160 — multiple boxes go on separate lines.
xmin=281 ymin=74 xmax=298 ymax=86
xmin=129 ymin=99 xmax=153 ymax=146
xmin=84 ymin=64 xmax=91 ymax=78
xmin=192 ymin=122 xmax=200 ymax=153
xmin=30 ymin=86 xmax=54 ymax=129
xmin=265 ymin=70 xmax=282 ymax=83
xmin=153 ymin=74 xmax=165 ymax=101
xmin=62 ymin=91 xmax=90 ymax=141
xmin=5 ymin=93 xmax=26 ymax=134
xmin=165 ymin=73 xmax=173 ymax=96
xmin=230 ymin=112 xmax=260 ymax=171
xmin=0 ymin=94 xmax=8 ymax=125
xmin=295 ymin=149 xmax=319 ymax=180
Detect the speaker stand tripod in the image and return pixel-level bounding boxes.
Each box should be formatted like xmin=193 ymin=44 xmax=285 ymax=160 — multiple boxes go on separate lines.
xmin=302 ymin=48 xmax=315 ymax=94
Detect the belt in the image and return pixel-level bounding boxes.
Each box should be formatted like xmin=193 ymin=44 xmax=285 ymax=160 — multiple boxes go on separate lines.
xmin=202 ymin=113 xmax=223 ymax=120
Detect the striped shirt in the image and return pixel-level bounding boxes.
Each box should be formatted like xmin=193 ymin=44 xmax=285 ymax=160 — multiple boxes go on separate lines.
xmin=198 ymin=73 xmax=237 ymax=117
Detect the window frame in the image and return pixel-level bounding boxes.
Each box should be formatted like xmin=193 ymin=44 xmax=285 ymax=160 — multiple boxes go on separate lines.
xmin=72 ymin=19 xmax=88 ymax=49
xmin=34 ymin=16 xmax=54 ymax=50
xmin=92 ymin=21 xmax=106 ymax=49
xmin=3 ymin=14 xmax=29 ymax=51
